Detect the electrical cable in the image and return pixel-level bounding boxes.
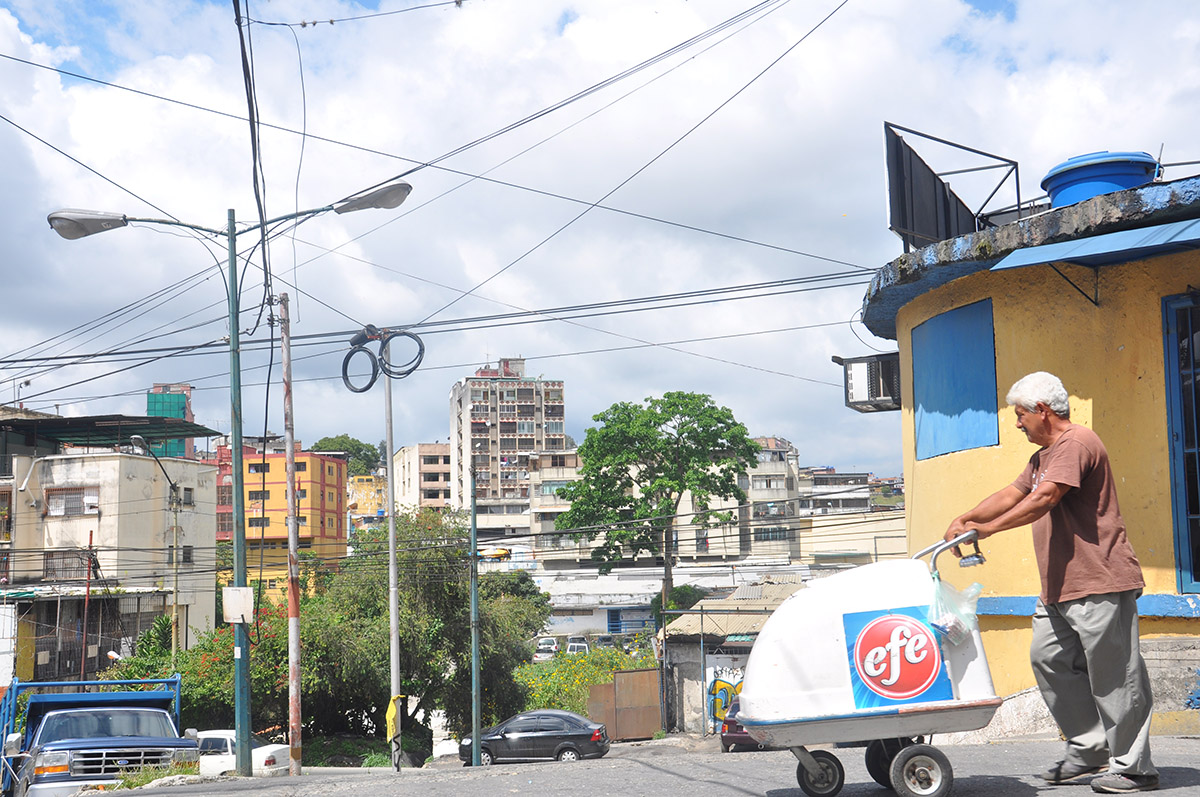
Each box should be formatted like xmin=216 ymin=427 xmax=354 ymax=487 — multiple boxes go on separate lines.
xmin=415 ymin=0 xmax=853 ymax=325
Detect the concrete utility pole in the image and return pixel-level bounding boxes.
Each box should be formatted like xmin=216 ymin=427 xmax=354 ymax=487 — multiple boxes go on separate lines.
xmin=281 ymin=294 xmax=302 ymax=775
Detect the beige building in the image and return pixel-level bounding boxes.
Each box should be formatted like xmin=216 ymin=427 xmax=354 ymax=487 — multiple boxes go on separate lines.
xmin=449 ymin=358 xmax=566 ymax=540
xmin=394 ymin=443 xmax=451 ymax=511
xmin=3 ymin=451 xmax=217 ymax=681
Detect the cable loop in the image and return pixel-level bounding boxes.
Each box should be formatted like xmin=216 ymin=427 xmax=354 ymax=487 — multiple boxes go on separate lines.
xmin=341 ymin=327 xmax=425 ymax=392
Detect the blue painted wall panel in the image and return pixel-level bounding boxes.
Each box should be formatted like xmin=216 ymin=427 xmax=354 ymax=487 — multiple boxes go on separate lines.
xmin=912 ymin=300 xmax=1000 ymax=460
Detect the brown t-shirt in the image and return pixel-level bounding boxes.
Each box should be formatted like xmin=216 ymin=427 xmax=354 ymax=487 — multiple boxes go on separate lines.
xmin=1010 ymin=424 xmax=1144 ymax=603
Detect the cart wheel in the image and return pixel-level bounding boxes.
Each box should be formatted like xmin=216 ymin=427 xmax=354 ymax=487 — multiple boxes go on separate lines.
xmin=889 ymin=744 xmax=953 ymax=797
xmin=865 ymin=738 xmax=917 ymax=787
xmin=796 ymin=750 xmax=845 ymax=797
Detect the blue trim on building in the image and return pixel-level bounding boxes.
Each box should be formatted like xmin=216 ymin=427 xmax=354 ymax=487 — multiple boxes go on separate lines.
xmin=977 ymin=594 xmax=1200 ymax=618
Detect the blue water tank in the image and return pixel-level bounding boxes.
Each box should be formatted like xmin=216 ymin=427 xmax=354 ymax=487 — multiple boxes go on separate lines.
xmin=1041 ymin=151 xmax=1158 ymax=208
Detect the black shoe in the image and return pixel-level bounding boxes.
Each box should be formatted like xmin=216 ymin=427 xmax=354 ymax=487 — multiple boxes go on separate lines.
xmin=1042 ymin=760 xmax=1107 ymax=784
xmin=1091 ymin=772 xmax=1159 ymax=793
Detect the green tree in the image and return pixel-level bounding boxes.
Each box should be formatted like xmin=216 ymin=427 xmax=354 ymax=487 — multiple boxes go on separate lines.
xmin=108 ymin=508 xmax=549 ymax=743
xmin=442 ymin=570 xmax=552 ymax=735
xmin=649 ymin=584 xmax=709 ymax=628
xmin=311 ymin=434 xmax=381 ymax=477
xmin=555 ymin=391 xmax=759 ymax=621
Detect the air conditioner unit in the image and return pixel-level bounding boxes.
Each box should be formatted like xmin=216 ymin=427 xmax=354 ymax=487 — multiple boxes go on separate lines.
xmin=832 ymin=353 xmax=901 ymax=413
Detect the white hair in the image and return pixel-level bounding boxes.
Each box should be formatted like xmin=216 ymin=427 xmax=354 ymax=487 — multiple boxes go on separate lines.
xmin=1006 ymin=372 xmax=1070 ymax=418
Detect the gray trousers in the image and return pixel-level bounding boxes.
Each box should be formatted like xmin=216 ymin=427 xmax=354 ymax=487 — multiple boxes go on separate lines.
xmin=1030 ymin=590 xmax=1156 ymax=776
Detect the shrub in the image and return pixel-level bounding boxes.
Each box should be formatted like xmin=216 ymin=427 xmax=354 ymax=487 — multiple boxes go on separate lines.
xmin=514 ymin=647 xmax=655 ymax=715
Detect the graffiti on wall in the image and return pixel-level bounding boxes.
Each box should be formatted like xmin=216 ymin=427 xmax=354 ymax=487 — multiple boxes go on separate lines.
xmin=708 ymin=666 xmax=744 ymax=730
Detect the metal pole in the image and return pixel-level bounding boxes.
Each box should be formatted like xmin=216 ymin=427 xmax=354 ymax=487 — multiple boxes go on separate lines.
xmin=384 ymin=339 xmax=401 ymax=766
xmin=699 ymin=606 xmax=706 ymax=736
xmin=170 ymin=487 xmax=180 ymax=671
xmin=281 ymin=294 xmax=302 ymax=776
xmin=228 ymin=209 xmax=253 ymax=778
xmin=469 ymin=468 xmax=480 ymax=767
xmin=80 ymin=529 xmax=93 ymax=681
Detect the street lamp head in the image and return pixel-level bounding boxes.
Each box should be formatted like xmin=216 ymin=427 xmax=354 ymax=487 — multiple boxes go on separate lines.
xmin=333 ymin=180 xmax=413 ymax=215
xmin=47 ymin=209 xmax=130 ymax=240
xmin=130 ymin=434 xmax=148 ymax=452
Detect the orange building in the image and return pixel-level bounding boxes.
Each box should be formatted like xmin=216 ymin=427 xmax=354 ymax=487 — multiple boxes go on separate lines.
xmin=240 ymin=450 xmax=348 ymax=599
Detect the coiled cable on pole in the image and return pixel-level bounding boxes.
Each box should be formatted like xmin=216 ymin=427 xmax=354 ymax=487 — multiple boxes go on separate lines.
xmin=342 ymin=326 xmax=425 ymax=393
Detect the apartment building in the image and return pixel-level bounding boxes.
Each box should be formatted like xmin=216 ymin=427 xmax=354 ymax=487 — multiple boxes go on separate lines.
xmin=799 ymin=468 xmax=872 ymax=514
xmin=238 ymin=447 xmax=348 ymax=600
xmin=0 ymin=412 xmax=219 ymax=681
xmin=449 ymin=358 xmax=566 ymax=540
xmin=529 ymin=449 xmax=582 ymax=561
xmin=394 ymin=443 xmax=451 ymax=510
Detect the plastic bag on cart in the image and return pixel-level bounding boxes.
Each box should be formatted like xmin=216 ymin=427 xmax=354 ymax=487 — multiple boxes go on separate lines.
xmin=928 ymin=575 xmax=982 ymax=645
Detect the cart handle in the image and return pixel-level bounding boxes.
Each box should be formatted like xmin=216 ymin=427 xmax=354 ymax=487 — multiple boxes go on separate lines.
xmin=912 ymin=530 xmax=984 ymax=576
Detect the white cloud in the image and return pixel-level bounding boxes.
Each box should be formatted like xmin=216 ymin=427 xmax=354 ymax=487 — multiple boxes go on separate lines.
xmin=2 ymin=0 xmax=1198 ymax=475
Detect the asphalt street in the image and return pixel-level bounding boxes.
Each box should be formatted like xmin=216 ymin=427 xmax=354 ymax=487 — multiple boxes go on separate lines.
xmin=126 ymin=734 xmax=1200 ymax=796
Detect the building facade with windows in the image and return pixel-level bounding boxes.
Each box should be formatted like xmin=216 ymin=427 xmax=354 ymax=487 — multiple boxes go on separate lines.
xmin=395 ymin=443 xmax=451 ymax=510
xmin=2 ymin=451 xmax=216 ymax=681
xmin=347 ymin=473 xmax=388 ymax=532
xmin=449 ymin=358 xmax=566 ymax=540
xmin=238 ymin=449 xmax=348 ymax=600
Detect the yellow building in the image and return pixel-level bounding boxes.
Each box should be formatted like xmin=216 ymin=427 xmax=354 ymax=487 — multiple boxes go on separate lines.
xmin=860 ymin=162 xmax=1200 ymax=732
xmin=348 ymin=473 xmax=388 ymax=529
xmin=242 ymin=450 xmax=347 ymax=601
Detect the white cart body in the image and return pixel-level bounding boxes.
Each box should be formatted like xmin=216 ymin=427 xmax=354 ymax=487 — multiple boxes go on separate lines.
xmin=738 ymin=558 xmax=1000 ymax=748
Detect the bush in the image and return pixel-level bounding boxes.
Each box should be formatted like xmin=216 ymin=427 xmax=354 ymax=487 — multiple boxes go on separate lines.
xmin=514 ymin=648 xmax=656 ymax=716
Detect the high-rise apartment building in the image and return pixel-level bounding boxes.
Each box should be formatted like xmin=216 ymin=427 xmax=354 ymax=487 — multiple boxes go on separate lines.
xmin=449 ymin=358 xmax=565 ymax=539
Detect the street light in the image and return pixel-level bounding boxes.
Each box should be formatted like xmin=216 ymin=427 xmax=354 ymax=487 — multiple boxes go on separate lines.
xmin=130 ymin=435 xmax=182 ymax=670
xmin=49 ymin=179 xmax=413 ymax=777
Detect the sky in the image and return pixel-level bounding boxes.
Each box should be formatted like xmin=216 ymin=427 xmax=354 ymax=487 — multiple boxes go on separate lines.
xmin=1 ymin=0 xmax=1198 ymax=477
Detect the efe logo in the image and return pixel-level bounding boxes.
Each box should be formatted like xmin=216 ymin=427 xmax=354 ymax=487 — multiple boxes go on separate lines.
xmin=852 ymin=614 xmax=941 ymax=700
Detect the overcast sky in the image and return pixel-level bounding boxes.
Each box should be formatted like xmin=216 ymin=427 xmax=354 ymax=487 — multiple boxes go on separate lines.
xmin=1 ymin=0 xmax=1197 ymax=476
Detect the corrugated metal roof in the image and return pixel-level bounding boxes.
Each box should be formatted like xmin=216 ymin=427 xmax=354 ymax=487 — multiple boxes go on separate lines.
xmin=0 ymin=414 xmax=219 ymax=446
xmin=664 ymin=582 xmax=803 ymax=639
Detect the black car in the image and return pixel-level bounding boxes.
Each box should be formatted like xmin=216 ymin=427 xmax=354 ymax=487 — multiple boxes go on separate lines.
xmin=459 ymin=709 xmax=610 ymax=766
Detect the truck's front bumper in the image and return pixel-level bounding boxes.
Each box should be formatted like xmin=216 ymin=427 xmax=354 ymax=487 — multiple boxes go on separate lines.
xmin=28 ymin=777 xmax=119 ymax=797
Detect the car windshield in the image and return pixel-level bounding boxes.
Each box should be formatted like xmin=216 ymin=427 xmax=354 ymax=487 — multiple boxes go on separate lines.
xmin=36 ymin=709 xmax=176 ymax=745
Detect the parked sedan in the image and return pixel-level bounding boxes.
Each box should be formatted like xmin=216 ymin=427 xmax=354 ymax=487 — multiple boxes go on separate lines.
xmin=198 ymin=730 xmax=289 ymax=777
xmin=459 ymin=709 xmax=610 ymax=766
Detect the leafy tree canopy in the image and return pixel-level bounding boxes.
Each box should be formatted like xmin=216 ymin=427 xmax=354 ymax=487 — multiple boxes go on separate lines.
xmin=554 ymin=392 xmax=759 ymax=592
xmin=311 ymin=434 xmax=380 ymax=477
xmin=108 ymin=508 xmax=548 ymax=742
xmin=650 ymin=584 xmax=709 ymax=627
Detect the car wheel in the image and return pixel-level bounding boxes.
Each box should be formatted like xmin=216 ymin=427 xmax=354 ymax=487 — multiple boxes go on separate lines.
xmin=557 ymin=748 xmax=580 ymax=762
xmin=479 ymin=749 xmax=493 ymax=766
xmin=721 ymin=742 xmax=730 ymax=753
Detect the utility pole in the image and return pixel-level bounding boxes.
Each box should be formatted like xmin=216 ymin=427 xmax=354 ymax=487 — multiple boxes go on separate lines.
xmin=384 ymin=337 xmax=401 ymax=769
xmin=281 ymin=294 xmax=302 ymax=776
xmin=169 ymin=482 xmax=181 ymax=670
xmin=80 ymin=530 xmax=93 ymax=681
xmin=469 ymin=467 xmax=480 ymax=767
